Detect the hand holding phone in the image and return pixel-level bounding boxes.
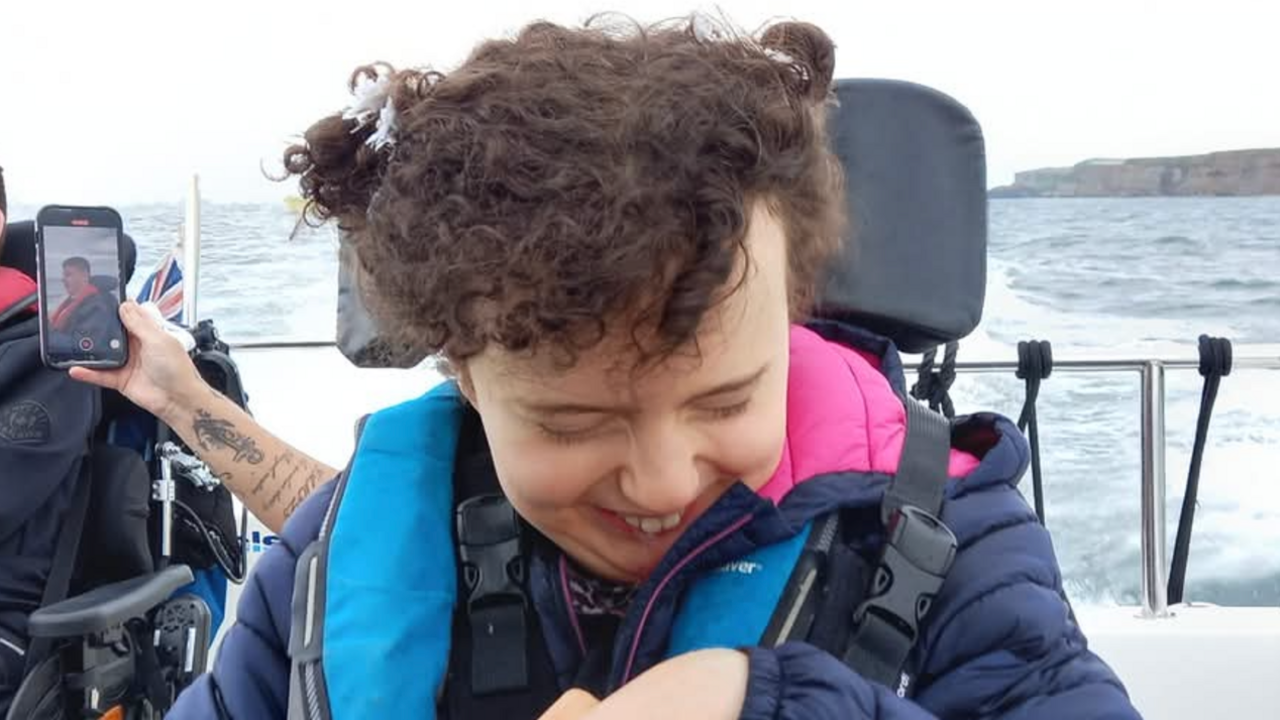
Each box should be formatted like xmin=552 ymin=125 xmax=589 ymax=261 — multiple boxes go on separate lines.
xmin=35 ymin=205 xmax=130 ymax=369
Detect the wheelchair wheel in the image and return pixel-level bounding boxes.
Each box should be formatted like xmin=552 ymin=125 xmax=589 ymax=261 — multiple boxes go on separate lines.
xmin=4 ymin=653 xmax=64 ymax=720
xmin=3 ymin=648 xmax=163 ymax=720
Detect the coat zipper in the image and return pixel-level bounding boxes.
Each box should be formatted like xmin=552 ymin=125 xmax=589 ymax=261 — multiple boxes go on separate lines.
xmin=620 ymin=512 xmax=754 ymax=684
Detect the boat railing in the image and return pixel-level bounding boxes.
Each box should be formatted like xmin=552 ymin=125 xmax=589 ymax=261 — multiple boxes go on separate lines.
xmin=895 ymin=345 xmax=1280 ymax=618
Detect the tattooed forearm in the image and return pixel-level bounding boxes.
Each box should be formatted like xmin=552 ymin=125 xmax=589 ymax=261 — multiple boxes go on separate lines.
xmin=171 ymin=392 xmax=336 ymax=531
xmin=251 ymin=451 xmax=329 ymax=513
xmin=283 ymin=478 xmax=316 ymax=517
xmin=191 ymin=409 xmax=266 ymax=464
xmin=264 ymin=463 xmax=302 ymax=509
xmin=250 ymin=452 xmax=295 ymax=497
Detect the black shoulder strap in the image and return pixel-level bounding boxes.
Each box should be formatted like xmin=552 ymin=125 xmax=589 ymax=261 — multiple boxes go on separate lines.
xmin=842 ymin=399 xmax=957 ymax=695
xmin=24 ymin=455 xmax=94 ymax=674
xmin=0 ymin=291 xmax=37 ymax=328
xmin=443 ymin=409 xmax=559 ymax=719
xmin=881 ymin=399 xmax=951 ymax=524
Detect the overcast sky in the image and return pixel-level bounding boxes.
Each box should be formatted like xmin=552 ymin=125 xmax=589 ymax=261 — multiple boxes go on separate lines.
xmin=2 ymin=0 xmax=1278 ymax=205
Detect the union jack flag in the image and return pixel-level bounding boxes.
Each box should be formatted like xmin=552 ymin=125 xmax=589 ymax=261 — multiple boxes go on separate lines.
xmin=136 ymin=249 xmax=184 ymax=324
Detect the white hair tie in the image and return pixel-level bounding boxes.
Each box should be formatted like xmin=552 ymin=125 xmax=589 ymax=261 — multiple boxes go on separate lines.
xmin=342 ymin=73 xmax=398 ymax=151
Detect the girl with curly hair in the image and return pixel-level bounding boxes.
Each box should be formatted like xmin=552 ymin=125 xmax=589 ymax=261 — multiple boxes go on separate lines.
xmin=170 ymin=15 xmax=1138 ymax=720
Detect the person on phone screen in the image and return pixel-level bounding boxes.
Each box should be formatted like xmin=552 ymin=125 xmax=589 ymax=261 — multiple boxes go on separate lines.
xmin=46 ymin=255 xmax=119 ymax=354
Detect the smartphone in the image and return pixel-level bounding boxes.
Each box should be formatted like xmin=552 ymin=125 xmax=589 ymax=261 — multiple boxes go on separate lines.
xmin=35 ymin=205 xmax=130 ymax=369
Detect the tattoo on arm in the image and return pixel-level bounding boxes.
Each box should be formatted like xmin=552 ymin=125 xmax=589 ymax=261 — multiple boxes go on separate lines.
xmin=187 ymin=408 xmax=329 ymax=519
xmin=283 ymin=467 xmax=326 ymax=517
xmin=249 ymin=450 xmax=330 ymax=516
xmin=191 ymin=410 xmax=266 ymax=464
xmin=250 ymin=452 xmax=293 ymax=497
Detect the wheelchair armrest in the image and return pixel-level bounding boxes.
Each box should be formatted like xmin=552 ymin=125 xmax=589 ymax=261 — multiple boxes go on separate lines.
xmin=27 ymin=565 xmax=194 ymax=639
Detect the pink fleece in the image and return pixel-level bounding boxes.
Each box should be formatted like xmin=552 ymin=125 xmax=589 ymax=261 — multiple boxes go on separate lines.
xmin=756 ymin=326 xmax=980 ymax=504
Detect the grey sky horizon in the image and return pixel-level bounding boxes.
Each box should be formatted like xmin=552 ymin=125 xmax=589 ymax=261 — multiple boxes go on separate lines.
xmin=3 ymin=0 xmax=1277 ymax=206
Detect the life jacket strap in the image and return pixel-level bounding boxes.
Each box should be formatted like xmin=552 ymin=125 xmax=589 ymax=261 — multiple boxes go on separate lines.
xmin=844 ymin=399 xmax=957 ymax=696
xmin=456 ymin=494 xmax=530 ymax=695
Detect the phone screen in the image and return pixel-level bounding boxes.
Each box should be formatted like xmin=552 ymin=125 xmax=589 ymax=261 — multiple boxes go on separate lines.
xmin=37 ymin=208 xmax=128 ymax=368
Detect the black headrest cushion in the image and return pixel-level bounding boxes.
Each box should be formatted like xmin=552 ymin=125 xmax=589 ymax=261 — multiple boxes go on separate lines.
xmin=815 ymin=79 xmax=987 ymax=353
xmin=91 ymin=275 xmax=121 ymax=294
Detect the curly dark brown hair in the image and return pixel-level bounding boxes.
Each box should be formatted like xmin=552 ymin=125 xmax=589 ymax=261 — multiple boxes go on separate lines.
xmin=283 ymin=14 xmax=846 ymax=368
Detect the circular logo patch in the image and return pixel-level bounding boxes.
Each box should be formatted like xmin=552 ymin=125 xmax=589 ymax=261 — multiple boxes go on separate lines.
xmin=0 ymin=400 xmax=53 ymax=446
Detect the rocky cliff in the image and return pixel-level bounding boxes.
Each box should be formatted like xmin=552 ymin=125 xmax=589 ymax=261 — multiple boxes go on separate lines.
xmin=990 ymin=148 xmax=1280 ymax=197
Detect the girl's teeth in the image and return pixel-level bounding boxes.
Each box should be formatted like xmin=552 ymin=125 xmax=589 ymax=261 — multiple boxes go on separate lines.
xmin=621 ymin=512 xmax=684 ymax=534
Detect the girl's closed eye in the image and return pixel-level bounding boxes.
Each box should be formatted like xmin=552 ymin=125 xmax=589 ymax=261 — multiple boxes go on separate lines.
xmin=538 ymin=424 xmax=596 ymax=445
xmin=702 ymin=398 xmax=751 ymax=420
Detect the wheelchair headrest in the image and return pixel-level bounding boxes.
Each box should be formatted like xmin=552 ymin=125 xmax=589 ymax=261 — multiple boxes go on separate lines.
xmin=0 ymin=219 xmax=138 ymax=286
xmin=334 ymin=77 xmax=987 ymax=366
xmin=91 ymin=275 xmax=121 ymax=294
xmin=813 ymin=79 xmax=987 ymax=353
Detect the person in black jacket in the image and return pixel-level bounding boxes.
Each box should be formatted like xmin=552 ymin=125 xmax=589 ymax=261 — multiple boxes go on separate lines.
xmin=0 ymin=166 xmax=102 ymax=717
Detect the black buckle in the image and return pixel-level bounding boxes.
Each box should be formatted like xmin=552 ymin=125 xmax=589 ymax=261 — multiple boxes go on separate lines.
xmin=845 ymin=505 xmax=957 ymax=691
xmin=456 ymin=495 xmax=530 ymax=695
xmin=457 ymin=495 xmax=526 ymax=607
